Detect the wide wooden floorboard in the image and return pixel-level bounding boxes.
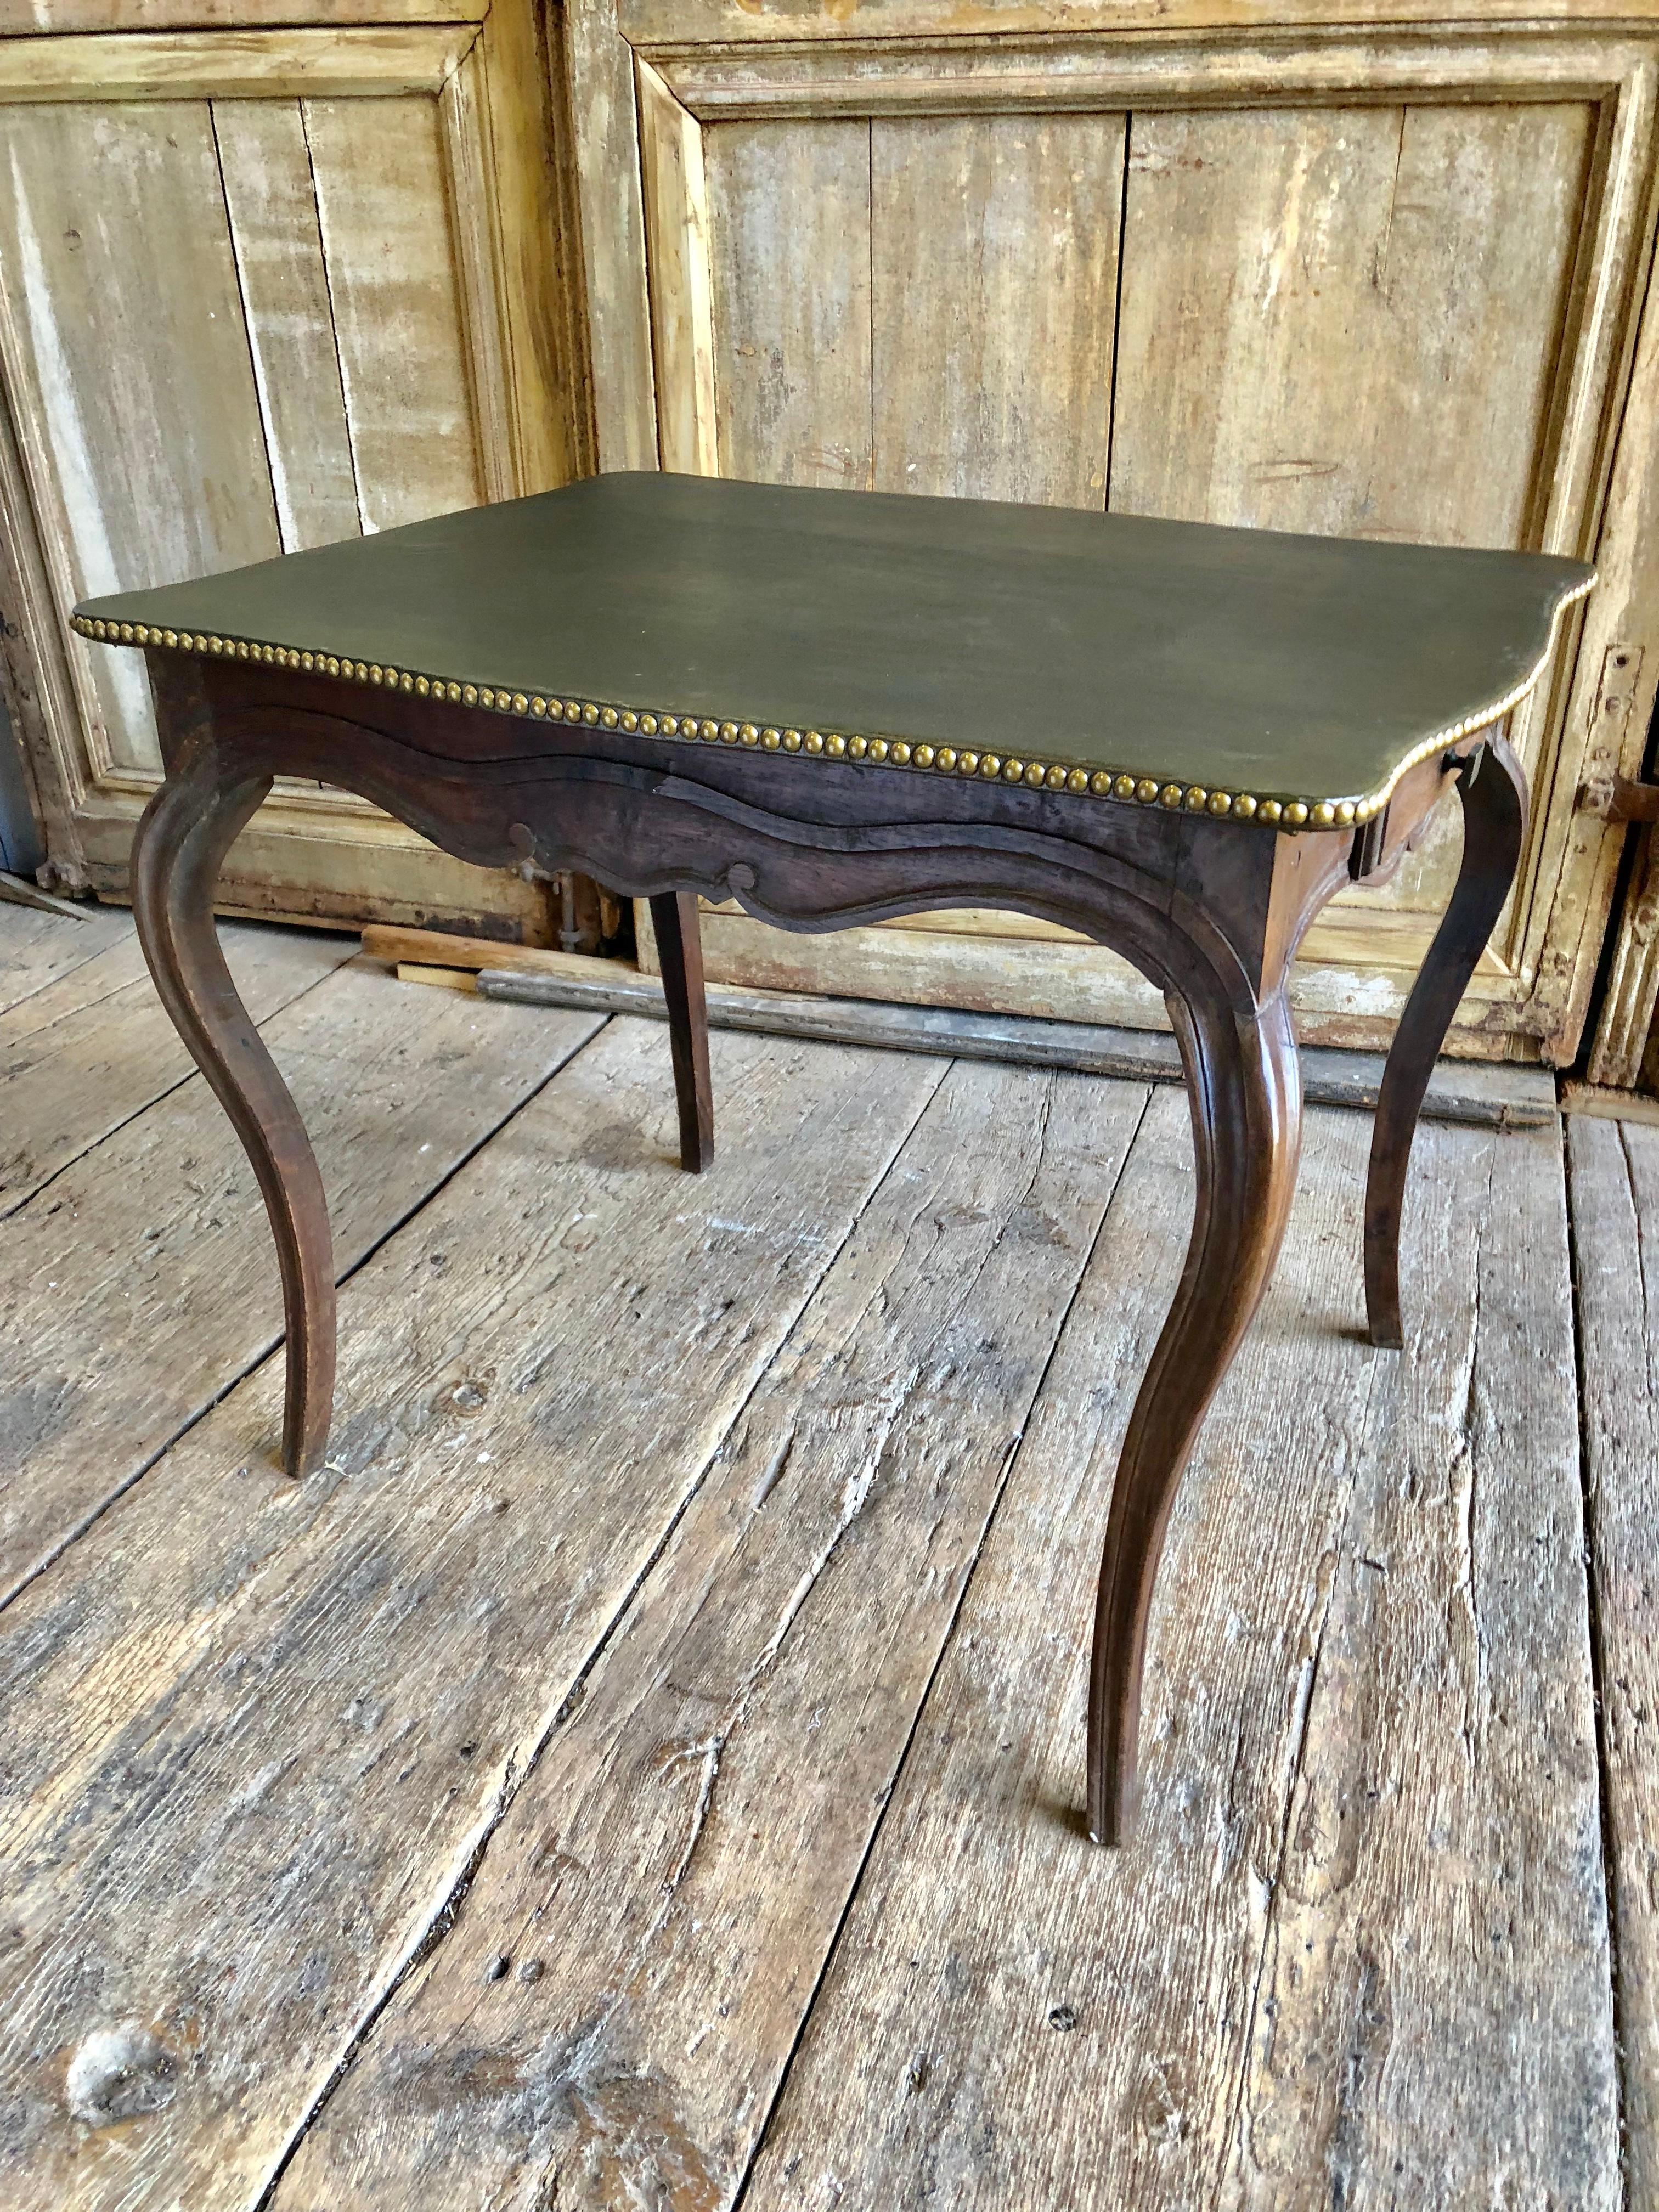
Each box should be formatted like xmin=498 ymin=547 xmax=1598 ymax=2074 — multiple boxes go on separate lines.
xmin=0 ymin=916 xmax=148 ymax=1048
xmin=1570 ymin=1114 xmax=1659 ymax=2208
xmin=0 ymin=955 xmax=603 ymax=1601
xmin=0 ymin=917 xmax=352 ymax=1214
xmin=0 ymin=1020 xmax=947 ymax=2212
xmin=741 ymin=1103 xmax=1616 ymax=2209
xmin=272 ymin=1064 xmax=1153 ymax=2208
xmin=0 ymin=977 xmax=1630 ymax=2207
xmin=1223 ymin=1117 xmax=1612 ymax=2207
xmin=0 ymin=899 xmax=134 ymax=1018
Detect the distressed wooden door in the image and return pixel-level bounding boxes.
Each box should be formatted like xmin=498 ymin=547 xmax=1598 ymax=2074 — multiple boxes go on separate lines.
xmin=568 ymin=0 xmax=1659 ymax=1062
xmin=0 ymin=0 xmax=588 ymax=936
xmin=1586 ymin=742 xmax=1659 ymax=1087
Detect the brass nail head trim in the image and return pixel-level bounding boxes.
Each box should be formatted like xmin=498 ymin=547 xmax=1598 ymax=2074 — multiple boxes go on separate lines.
xmin=70 ymin=568 xmax=1594 ymax=831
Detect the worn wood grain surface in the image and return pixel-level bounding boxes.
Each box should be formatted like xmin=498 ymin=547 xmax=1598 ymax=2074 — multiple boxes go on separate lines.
xmin=461 ymin=0 xmax=592 ymax=499
xmin=303 ymin=93 xmax=482 ymax=533
xmin=689 ymin=894 xmax=1495 ymax=973
xmin=1114 ymin=100 xmax=1592 ymax=947
xmin=0 ymin=99 xmax=280 ymax=776
xmin=1111 ymin=103 xmax=1589 ymax=549
xmin=1220 ymin=1116 xmax=1612 ymax=2206
xmin=707 ymin=117 xmax=872 ymax=490
xmin=0 ymin=25 xmax=475 ymax=102
xmin=0 ymin=19 xmax=589 ymax=944
xmin=212 ymin=98 xmax=364 ymax=552
xmin=272 ymin=1062 xmax=1150 ymax=2205
xmin=871 ymin=111 xmax=1124 ymax=506
xmin=654 ymin=906 xmax=1171 ymax=1031
xmin=0 ymin=920 xmax=348 ymax=1215
xmin=0 ymin=919 xmax=1638 ymax=2202
xmin=620 ymin=0 xmax=1659 ymax=36
xmin=1571 ymin=1114 xmax=1659 ymax=2209
xmin=614 ymin=33 xmax=1637 ymax=1069
xmin=0 ymin=1019 xmax=946 ymax=2210
xmin=0 ymin=900 xmax=132 ymax=1015
xmin=0 ymin=0 xmax=483 ymax=28
xmin=1588 ymin=820 xmax=1659 ymax=1089
xmin=0 ymin=952 xmax=602 ymax=1604
xmin=469 ymin=961 xmax=1560 ymax=1128
xmin=649 ymin=903 xmax=1520 ymax=1058
xmin=1553 ymin=143 xmax=1659 ymax=1073
xmin=637 ymin=61 xmax=718 ymax=477
xmin=743 ymin=1103 xmax=1616 ymax=2209
xmin=563 ymin=0 xmax=654 ymax=471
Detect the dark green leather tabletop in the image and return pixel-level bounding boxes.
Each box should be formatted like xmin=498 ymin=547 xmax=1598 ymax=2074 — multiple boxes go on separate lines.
xmin=73 ymin=471 xmax=1594 ymax=828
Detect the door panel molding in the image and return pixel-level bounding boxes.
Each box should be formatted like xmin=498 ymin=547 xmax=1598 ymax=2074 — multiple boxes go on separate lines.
xmin=637 ymin=60 xmax=718 ymax=476
xmin=627 ymin=23 xmax=1659 ymax=1057
xmin=0 ymin=25 xmax=476 ymax=101
xmin=654 ymin=31 xmax=1657 ymax=120
xmin=622 ymin=0 xmax=1652 ymax=38
xmin=0 ymin=8 xmax=582 ymax=935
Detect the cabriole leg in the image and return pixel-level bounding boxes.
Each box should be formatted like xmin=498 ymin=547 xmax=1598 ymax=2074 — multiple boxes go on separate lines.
xmin=131 ymin=754 xmax=336 ymax=1476
xmin=1088 ymin=979 xmax=1302 ymax=1844
xmin=1364 ymin=738 xmax=1527 ymax=1348
xmin=649 ymin=891 xmax=715 ymax=1172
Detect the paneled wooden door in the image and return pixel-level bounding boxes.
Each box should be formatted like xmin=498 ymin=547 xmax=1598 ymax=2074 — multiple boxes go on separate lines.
xmin=0 ymin=0 xmax=588 ymax=935
xmin=569 ymin=0 xmax=1659 ymax=1062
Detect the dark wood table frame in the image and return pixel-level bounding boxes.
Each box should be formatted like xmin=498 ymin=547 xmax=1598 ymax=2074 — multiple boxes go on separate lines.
xmin=131 ymin=649 xmax=1523 ymax=1844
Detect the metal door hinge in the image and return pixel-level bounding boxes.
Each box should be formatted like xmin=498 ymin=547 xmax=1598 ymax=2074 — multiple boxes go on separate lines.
xmin=1576 ymin=641 xmax=1651 ymax=821
xmin=1577 ymin=774 xmax=1659 ymax=822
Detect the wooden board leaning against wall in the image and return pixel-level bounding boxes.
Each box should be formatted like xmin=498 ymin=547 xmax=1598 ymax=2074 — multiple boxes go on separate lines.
xmin=560 ymin=0 xmax=1659 ymax=1064
xmin=0 ymin=0 xmax=605 ymax=943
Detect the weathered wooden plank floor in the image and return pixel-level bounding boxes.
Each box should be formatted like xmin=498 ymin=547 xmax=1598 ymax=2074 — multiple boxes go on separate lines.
xmin=0 ymin=904 xmax=1647 ymax=2210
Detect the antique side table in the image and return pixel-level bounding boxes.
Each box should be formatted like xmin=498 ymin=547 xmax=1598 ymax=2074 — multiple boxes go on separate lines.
xmin=73 ymin=473 xmax=1592 ymax=1844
